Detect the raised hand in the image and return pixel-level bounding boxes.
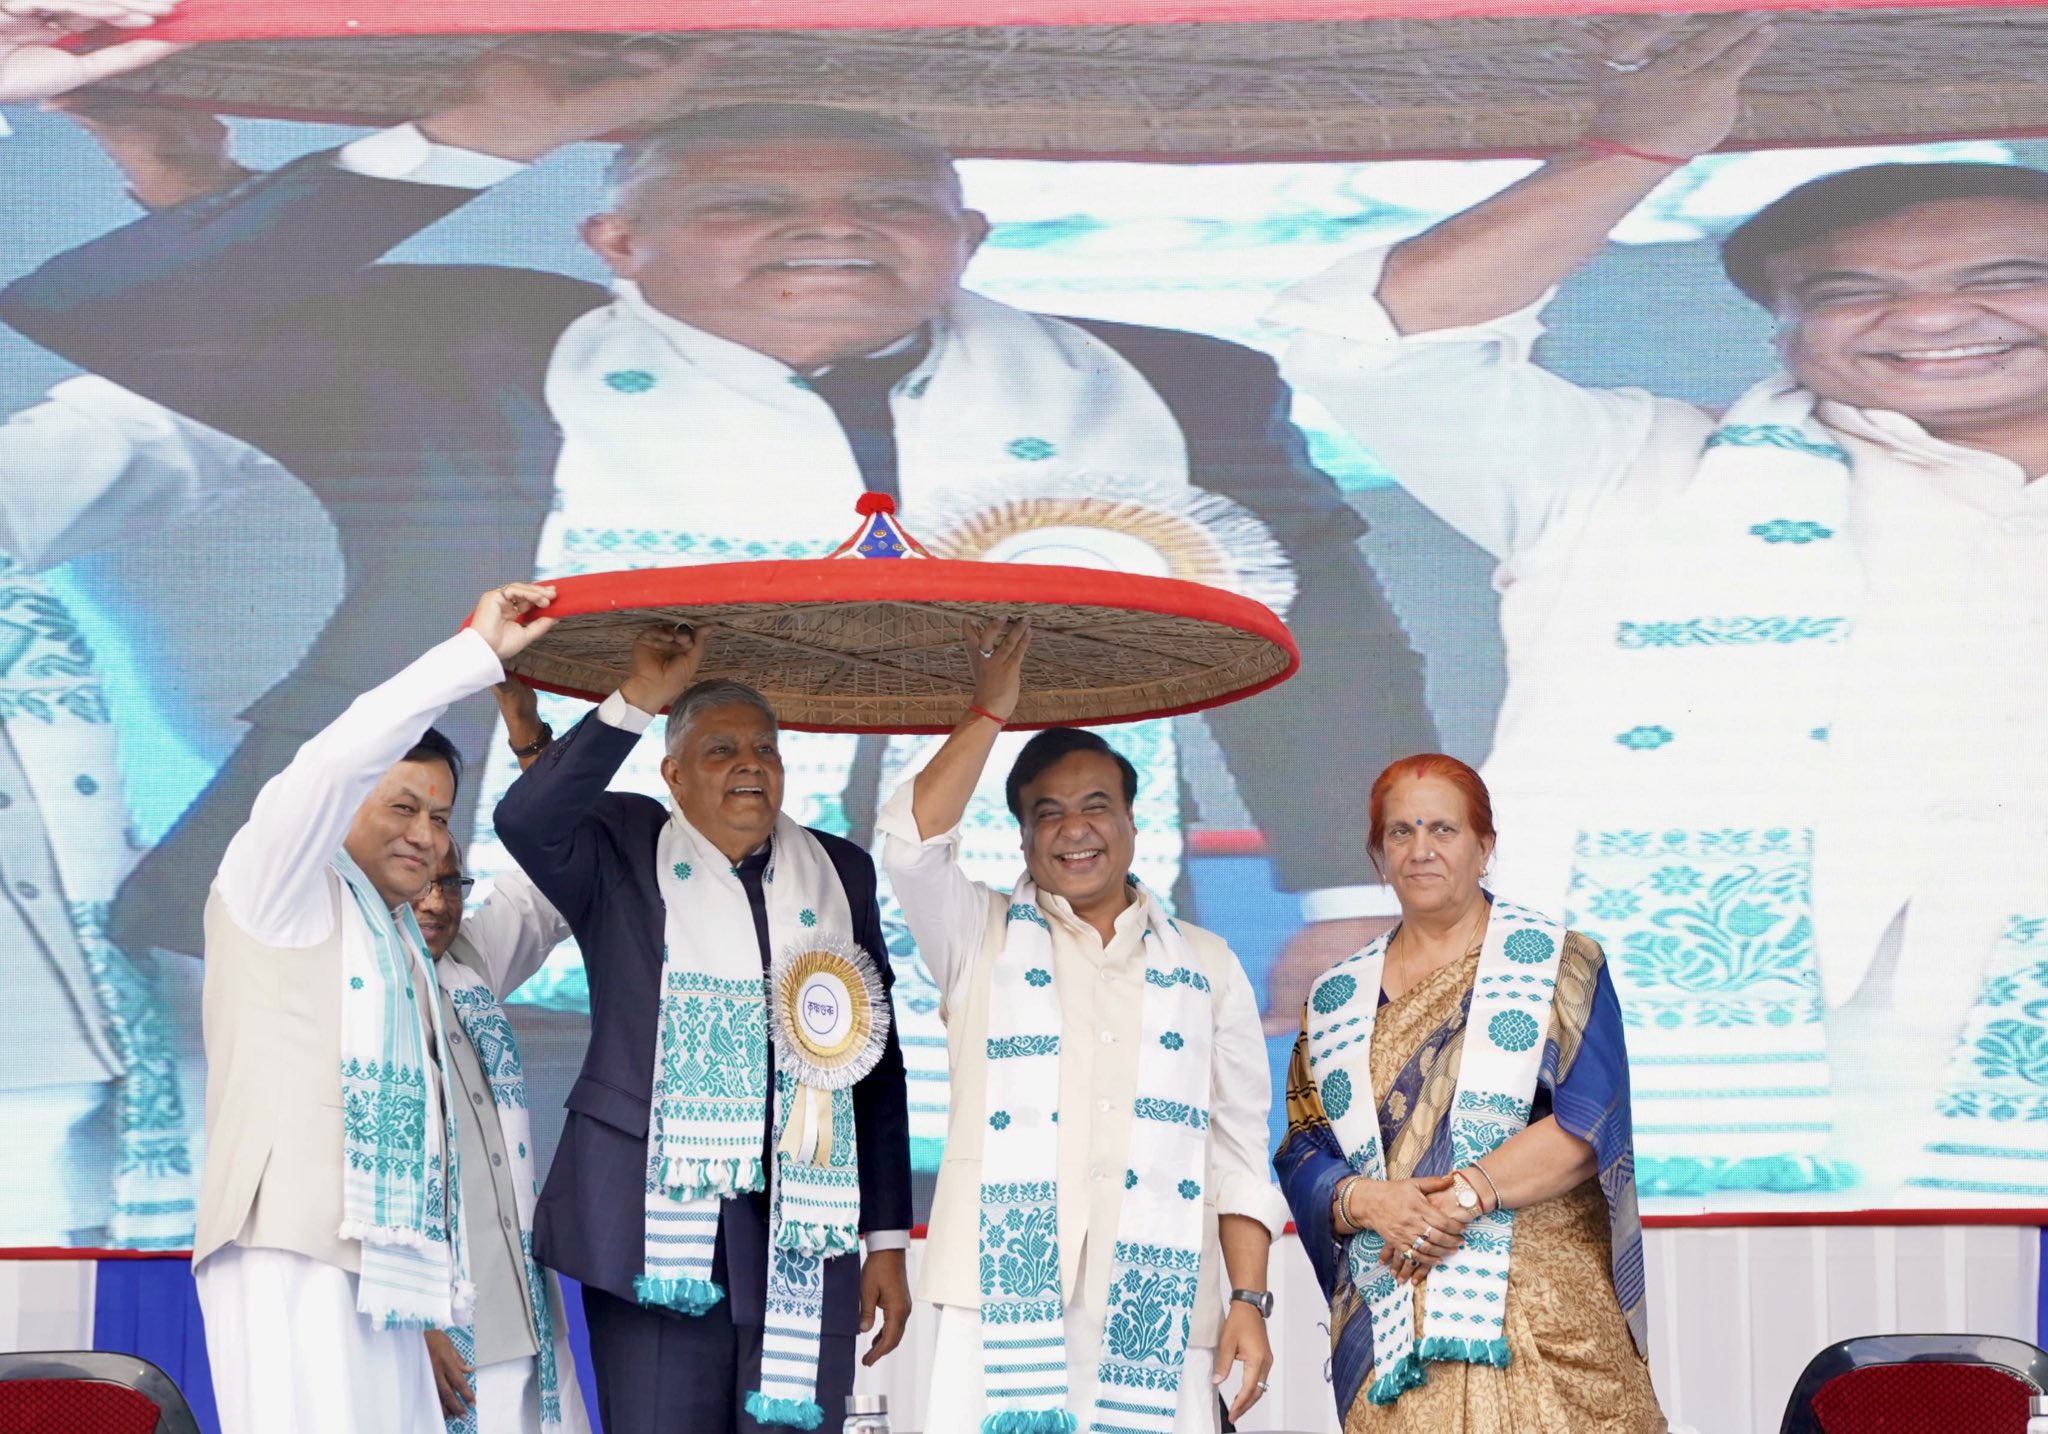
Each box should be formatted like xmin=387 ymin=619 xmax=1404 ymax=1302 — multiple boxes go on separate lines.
xmin=418 ymin=33 xmax=724 ymax=163
xmin=963 ymin=615 xmax=1032 ymax=723
xmin=1584 ymin=13 xmax=1777 ymax=161
xmin=50 ymin=94 xmax=246 ymax=207
xmin=468 ymin=582 xmax=558 ymax=662
xmin=0 ymin=0 xmax=186 ymax=103
xmin=618 ymin=622 xmax=714 ymax=715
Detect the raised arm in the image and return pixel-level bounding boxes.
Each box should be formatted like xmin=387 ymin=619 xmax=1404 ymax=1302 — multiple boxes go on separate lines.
xmin=1379 ymin=15 xmax=1773 ymax=333
xmin=0 ymin=1 xmax=186 ymax=105
xmin=877 ymin=620 xmax=1030 ymax=1004
xmin=493 ymin=624 xmax=710 ymax=929
xmin=215 ymin=582 xmax=556 ymax=947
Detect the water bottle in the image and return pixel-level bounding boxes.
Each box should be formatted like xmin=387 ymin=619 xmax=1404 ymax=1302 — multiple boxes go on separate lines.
xmin=844 ymin=1392 xmax=890 ymax=1433
xmin=2028 ymin=1393 xmax=2048 ymax=1434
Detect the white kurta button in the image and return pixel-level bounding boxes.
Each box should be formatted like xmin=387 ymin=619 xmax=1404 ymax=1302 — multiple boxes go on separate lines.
xmin=1099 ymin=1030 xmax=1114 ymax=1044
xmin=1090 ymin=1166 xmax=1104 ymax=1182
xmin=1100 ymin=967 xmax=1114 ymax=981
xmin=1096 ymin=1099 xmax=1112 ymax=1113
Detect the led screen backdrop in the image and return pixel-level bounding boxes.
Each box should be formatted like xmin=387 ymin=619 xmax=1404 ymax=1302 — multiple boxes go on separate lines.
xmin=2 ymin=1 xmax=2045 ymax=1250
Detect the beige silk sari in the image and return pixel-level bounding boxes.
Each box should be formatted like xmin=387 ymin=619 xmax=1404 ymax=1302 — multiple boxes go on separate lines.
xmin=1286 ymin=934 xmax=1665 ymax=1433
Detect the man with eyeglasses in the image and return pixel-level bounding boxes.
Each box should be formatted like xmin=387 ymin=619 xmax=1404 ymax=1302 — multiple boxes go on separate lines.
xmin=404 ymin=678 xmax=591 ymax=1434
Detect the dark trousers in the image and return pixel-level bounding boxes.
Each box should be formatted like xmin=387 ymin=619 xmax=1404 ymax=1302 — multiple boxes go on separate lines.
xmin=580 ymin=1283 xmax=856 ymax=1434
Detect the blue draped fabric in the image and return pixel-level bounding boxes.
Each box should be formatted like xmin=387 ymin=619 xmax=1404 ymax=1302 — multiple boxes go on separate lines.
xmin=1273 ymin=941 xmax=1648 ymax=1421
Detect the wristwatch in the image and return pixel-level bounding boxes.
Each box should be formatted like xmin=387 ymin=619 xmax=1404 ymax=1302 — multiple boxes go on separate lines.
xmin=1451 ymin=1171 xmax=1482 ymax=1214
xmin=1229 ymin=1288 xmax=1274 ymax=1319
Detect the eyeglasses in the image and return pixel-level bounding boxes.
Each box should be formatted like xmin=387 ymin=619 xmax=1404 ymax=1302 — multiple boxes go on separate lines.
xmin=426 ymin=876 xmax=475 ymax=899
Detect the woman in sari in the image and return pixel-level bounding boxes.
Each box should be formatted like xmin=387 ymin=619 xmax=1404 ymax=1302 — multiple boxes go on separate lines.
xmin=1275 ymin=754 xmax=1664 ymax=1432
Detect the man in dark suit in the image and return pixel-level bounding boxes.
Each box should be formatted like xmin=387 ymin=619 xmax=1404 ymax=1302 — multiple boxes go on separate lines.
xmin=0 ymin=39 xmax=1435 ymax=969
xmin=494 ymin=623 xmax=913 ymax=1433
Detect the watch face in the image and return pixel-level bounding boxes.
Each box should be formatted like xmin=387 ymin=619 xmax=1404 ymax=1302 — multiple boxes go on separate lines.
xmin=1457 ymin=1184 xmax=1479 ymax=1209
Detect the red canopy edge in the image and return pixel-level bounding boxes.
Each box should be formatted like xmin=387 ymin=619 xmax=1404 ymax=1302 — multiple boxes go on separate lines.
xmin=7 ymin=1205 xmax=2047 ymax=1260
xmin=116 ymin=0 xmax=2048 ymax=46
xmin=477 ymin=557 xmax=1301 ymax=733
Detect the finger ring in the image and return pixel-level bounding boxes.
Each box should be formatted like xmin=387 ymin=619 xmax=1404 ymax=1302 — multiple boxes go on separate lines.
xmin=1423 ymin=1225 xmax=1436 ymax=1242
xmin=1600 ymin=56 xmax=1649 ymax=72
xmin=978 ymin=647 xmax=995 ymax=658
xmin=1411 ymin=1235 xmax=1427 ymax=1251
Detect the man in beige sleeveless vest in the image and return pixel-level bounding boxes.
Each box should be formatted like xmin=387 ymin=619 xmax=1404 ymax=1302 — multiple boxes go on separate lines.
xmin=192 ymin=582 xmax=558 ymax=1434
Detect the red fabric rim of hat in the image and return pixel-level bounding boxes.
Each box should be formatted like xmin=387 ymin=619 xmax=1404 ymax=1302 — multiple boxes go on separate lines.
xmin=472 ymin=557 xmax=1300 ymax=732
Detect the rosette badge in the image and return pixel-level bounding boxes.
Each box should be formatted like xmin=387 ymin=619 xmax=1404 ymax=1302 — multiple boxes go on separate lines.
xmin=770 ymin=935 xmax=892 ymax=1093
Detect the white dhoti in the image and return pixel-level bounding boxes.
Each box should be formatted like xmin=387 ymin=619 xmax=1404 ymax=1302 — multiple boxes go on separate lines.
xmin=472 ymin=1354 xmax=547 ymax=1434
xmin=924 ymin=1300 xmax=1220 ymax=1434
xmin=195 ymin=1245 xmax=444 ymax=1434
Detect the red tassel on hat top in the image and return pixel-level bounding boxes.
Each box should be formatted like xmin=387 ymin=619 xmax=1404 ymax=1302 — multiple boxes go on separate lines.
xmin=828 ymin=493 xmax=931 ymax=560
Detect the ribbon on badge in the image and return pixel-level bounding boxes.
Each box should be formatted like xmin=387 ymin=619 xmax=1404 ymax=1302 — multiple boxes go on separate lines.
xmin=769 ymin=936 xmax=890 ymax=1166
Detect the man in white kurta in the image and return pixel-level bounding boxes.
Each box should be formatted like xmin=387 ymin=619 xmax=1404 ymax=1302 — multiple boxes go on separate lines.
xmin=880 ymin=619 xmax=1287 ymax=1433
xmin=192 ymin=583 xmax=558 ymax=1434
xmin=1266 ymin=18 xmax=2048 ymax=1206
xmin=411 ymin=836 xmax=591 ymax=1434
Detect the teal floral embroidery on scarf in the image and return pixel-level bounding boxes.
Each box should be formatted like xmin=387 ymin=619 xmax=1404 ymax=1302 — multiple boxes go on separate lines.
xmin=987 ymin=1035 xmax=1059 ymax=1059
xmin=990 ymin=1110 xmax=1012 ymax=1131
xmin=1100 ymin=1241 xmax=1203 ymax=1387
xmin=1007 ymin=903 xmax=1051 ymax=931
xmin=1704 ymin=424 xmax=1851 ymax=465
xmin=1125 ymin=1169 xmax=1138 ymax=1189
xmin=1176 ymin=1179 xmax=1201 ymax=1200
xmin=1811 ymin=727 xmax=1830 ymax=742
xmin=1321 ymin=1068 xmax=1353 ymax=1120
xmin=1006 ymin=436 xmax=1057 ymax=461
xmin=604 ymin=369 xmax=656 ymax=394
xmin=1487 ymin=1010 xmax=1540 ymax=1053
xmin=1616 ymin=616 xmax=1846 ymax=648
xmin=350 ymin=977 xmax=365 ymax=990
xmin=1024 ymin=967 xmax=1052 ymax=988
xmin=799 ymin=908 xmax=817 ymax=927
xmin=1311 ymin=973 xmax=1357 ymax=1013
xmin=1616 ymin=725 xmax=1674 ymax=751
xmin=1159 ymin=1031 xmax=1184 ymax=1051
xmin=1749 ymin=519 xmax=1835 ymax=544
xmin=672 ymin=862 xmax=693 ymax=881
xmin=1503 ymin=929 xmax=1555 ymax=965
xmin=74 ymin=774 xmax=98 ymax=795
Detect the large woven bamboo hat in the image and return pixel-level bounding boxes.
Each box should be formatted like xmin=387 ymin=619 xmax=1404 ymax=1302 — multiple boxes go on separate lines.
xmin=89 ymin=6 xmax=2048 ymax=161
xmin=494 ymin=494 xmax=1299 ymax=732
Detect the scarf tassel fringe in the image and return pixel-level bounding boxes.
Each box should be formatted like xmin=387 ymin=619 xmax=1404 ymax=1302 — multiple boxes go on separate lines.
xmin=744 ymin=1392 xmax=824 ymax=1429
xmin=633 ymin=1274 xmax=726 ymax=1315
xmin=1366 ymin=1351 xmax=1428 ymax=1406
xmin=980 ymin=1411 xmax=1079 ymax=1434
xmin=1417 ymin=1335 xmax=1512 ymax=1368
xmin=338 ymin=1218 xmax=441 ymax=1252
xmin=662 ymin=1156 xmax=764 ymax=1202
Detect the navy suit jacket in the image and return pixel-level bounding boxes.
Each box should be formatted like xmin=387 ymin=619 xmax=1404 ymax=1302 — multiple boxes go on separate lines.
xmin=0 ymin=149 xmax=1436 ymax=927
xmin=493 ymin=707 xmax=912 ymax=1328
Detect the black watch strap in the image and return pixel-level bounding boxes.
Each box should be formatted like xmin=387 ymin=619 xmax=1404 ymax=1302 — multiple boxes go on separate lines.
xmin=509 ymin=722 xmax=554 ymax=758
xmin=1229 ymin=1288 xmax=1273 ymax=1319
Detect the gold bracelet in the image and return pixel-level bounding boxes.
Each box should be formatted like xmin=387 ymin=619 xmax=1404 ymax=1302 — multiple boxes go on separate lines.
xmin=1332 ymin=1176 xmax=1360 ymax=1235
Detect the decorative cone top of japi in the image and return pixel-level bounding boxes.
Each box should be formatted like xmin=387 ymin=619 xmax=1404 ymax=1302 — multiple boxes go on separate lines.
xmin=490 ymin=491 xmax=1300 ymax=733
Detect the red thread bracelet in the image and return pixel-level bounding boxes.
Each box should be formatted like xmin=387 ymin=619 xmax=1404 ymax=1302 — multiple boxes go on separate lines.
xmin=967 ymin=703 xmax=1008 ymax=728
xmin=1580 ymin=137 xmax=1692 ymax=168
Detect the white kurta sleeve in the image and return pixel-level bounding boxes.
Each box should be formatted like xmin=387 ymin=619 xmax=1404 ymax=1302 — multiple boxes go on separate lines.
xmin=215 ymin=628 xmax=505 ymax=948
xmin=1208 ymin=953 xmax=1290 ymax=1238
xmin=876 ymin=779 xmax=995 ymax=1014
xmin=335 ymin=123 xmax=529 ymax=189
xmin=0 ymin=377 xmax=277 ymax=572
xmin=1266 ymin=244 xmax=1661 ymax=561
xmin=461 ymin=866 xmax=574 ymax=1001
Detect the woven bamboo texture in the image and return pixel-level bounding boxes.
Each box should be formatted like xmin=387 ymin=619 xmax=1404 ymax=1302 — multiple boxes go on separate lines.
xmin=501 ymin=583 xmax=1296 ymax=731
xmin=90 ymin=8 xmax=2048 ymax=159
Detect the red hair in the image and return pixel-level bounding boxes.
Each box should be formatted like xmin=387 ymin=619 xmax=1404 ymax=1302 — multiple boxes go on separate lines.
xmin=1366 ymin=753 xmax=1496 ymax=877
